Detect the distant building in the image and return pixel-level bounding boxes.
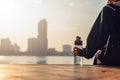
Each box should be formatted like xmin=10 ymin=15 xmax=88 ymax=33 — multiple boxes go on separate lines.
xmin=27 ymin=19 xmax=48 ymax=56
xmin=37 ymin=19 xmax=48 ymax=55
xmin=13 ymin=43 xmax=20 ymax=52
xmin=48 ymin=48 xmax=56 ymax=55
xmin=63 ymin=44 xmax=72 ymax=53
xmin=0 ymin=38 xmax=20 ymax=52
xmin=63 ymin=44 xmax=72 ymax=56
xmin=0 ymin=38 xmax=12 ymax=51
xmin=27 ymin=38 xmax=37 ymax=53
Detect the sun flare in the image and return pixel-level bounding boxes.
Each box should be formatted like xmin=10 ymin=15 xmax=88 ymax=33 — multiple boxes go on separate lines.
xmin=0 ymin=57 xmax=4 ymax=60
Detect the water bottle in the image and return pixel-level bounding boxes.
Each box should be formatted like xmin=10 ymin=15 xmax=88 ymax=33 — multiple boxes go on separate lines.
xmin=74 ymin=55 xmax=80 ymax=65
xmin=74 ymin=36 xmax=83 ymax=65
xmin=74 ymin=45 xmax=83 ymax=65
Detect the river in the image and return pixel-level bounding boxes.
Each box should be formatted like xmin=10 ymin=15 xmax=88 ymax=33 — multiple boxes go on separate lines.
xmin=0 ymin=56 xmax=94 ymax=65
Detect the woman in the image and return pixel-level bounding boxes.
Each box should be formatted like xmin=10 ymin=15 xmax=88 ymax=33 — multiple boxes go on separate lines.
xmin=74 ymin=0 xmax=120 ymax=66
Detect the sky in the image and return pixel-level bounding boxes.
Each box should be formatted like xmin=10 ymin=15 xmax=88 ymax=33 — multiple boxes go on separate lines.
xmin=0 ymin=0 xmax=107 ymax=51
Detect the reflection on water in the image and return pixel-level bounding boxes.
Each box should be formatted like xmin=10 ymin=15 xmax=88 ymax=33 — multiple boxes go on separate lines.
xmin=0 ymin=56 xmax=94 ymax=65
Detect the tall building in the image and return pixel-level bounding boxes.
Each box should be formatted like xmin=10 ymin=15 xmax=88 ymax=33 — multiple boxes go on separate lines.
xmin=37 ymin=19 xmax=48 ymax=55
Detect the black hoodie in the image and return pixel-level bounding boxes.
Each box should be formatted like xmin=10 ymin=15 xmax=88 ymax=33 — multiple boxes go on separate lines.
xmin=82 ymin=3 xmax=120 ymax=66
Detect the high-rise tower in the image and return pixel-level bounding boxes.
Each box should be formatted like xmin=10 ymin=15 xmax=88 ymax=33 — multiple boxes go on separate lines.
xmin=37 ymin=19 xmax=48 ymax=55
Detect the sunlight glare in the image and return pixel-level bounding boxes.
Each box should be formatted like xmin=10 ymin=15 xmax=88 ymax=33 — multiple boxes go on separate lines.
xmin=68 ymin=2 xmax=75 ymax=7
xmin=0 ymin=67 xmax=4 ymax=78
xmin=0 ymin=57 xmax=4 ymax=60
xmin=0 ymin=1 xmax=14 ymax=13
xmin=35 ymin=0 xmax=42 ymax=4
xmin=0 ymin=0 xmax=15 ymax=29
xmin=0 ymin=72 xmax=4 ymax=78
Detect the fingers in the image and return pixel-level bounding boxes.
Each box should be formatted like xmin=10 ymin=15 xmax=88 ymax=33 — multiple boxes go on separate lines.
xmin=74 ymin=53 xmax=79 ymax=56
xmin=73 ymin=51 xmax=79 ymax=56
xmin=73 ymin=47 xmax=80 ymax=56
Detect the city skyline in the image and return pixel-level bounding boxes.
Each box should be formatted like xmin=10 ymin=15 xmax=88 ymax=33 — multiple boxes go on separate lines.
xmin=0 ymin=19 xmax=72 ymax=56
xmin=0 ymin=18 xmax=73 ymax=53
xmin=0 ymin=36 xmax=73 ymax=56
xmin=0 ymin=0 xmax=107 ymax=51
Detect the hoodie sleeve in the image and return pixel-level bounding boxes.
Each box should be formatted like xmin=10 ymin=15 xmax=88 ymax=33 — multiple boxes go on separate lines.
xmin=83 ymin=5 xmax=114 ymax=59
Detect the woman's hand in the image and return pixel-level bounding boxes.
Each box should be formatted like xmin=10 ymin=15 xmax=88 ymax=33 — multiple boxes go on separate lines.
xmin=73 ymin=47 xmax=80 ymax=56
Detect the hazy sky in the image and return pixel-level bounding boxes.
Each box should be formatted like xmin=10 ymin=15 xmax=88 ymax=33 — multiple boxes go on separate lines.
xmin=0 ymin=0 xmax=107 ymax=51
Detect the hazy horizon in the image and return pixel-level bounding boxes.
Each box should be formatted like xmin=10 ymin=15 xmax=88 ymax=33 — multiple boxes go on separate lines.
xmin=0 ymin=0 xmax=107 ymax=51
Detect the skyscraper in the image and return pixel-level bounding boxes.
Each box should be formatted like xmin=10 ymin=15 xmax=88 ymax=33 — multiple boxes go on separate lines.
xmin=37 ymin=19 xmax=48 ymax=55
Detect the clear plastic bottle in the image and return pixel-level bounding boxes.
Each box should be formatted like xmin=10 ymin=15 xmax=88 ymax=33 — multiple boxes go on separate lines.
xmin=74 ymin=36 xmax=83 ymax=65
xmin=74 ymin=45 xmax=83 ymax=65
